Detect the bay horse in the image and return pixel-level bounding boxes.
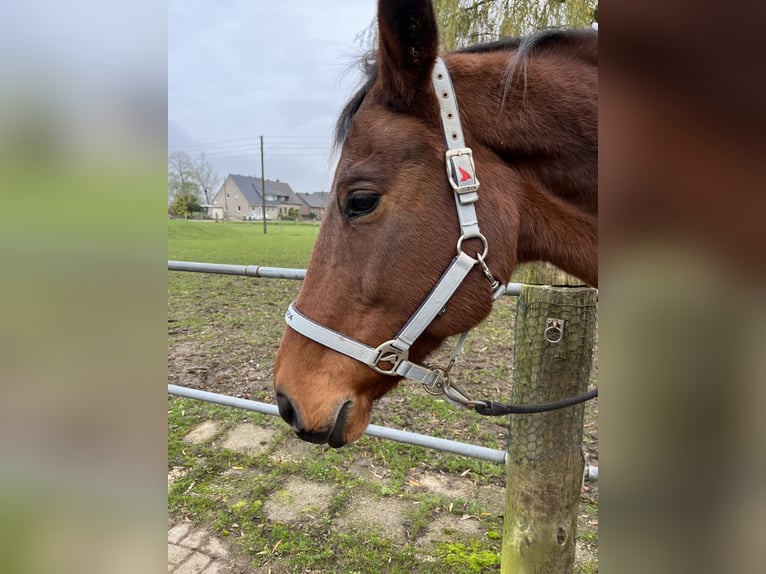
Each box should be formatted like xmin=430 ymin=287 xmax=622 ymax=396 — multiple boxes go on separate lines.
xmin=274 ymin=0 xmax=597 ymax=447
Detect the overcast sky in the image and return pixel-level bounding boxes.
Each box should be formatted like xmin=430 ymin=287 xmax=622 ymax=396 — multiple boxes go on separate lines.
xmin=169 ymin=1 xmax=378 ymax=193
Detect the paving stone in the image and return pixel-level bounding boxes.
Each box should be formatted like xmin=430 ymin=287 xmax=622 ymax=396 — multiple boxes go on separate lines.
xmin=220 ymin=423 xmax=278 ymax=455
xmin=180 ymin=528 xmax=208 ymax=549
xmin=184 ymin=421 xmax=223 ymax=444
xmin=175 ymin=552 xmax=211 ymax=574
xmin=168 ymin=543 xmax=192 ymax=565
xmin=338 ymin=494 xmax=410 ymax=542
xmin=201 ymin=536 xmax=229 ymax=559
xmin=200 ymin=561 xmax=226 ymax=574
xmin=263 ymin=477 xmax=336 ymax=523
xmin=168 ymin=522 xmax=193 ymax=544
xmin=169 ymin=520 xmax=247 ymax=574
xmin=269 ymin=433 xmax=318 ymax=463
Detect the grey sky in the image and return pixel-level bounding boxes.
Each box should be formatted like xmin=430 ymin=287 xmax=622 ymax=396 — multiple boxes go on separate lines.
xmin=169 ymin=1 xmax=378 ymax=193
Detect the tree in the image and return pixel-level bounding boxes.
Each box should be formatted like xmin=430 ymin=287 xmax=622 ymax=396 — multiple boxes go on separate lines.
xmin=189 ymin=152 xmax=218 ymax=205
xmin=355 ymin=1 xmax=597 ymax=52
xmin=170 ymin=192 xmax=203 ymax=218
xmin=168 ymin=151 xmax=219 ymax=206
xmin=168 ymin=151 xmax=198 ymax=202
xmin=168 ymin=151 xmax=199 ymax=204
xmin=433 ymin=0 xmax=597 ymax=48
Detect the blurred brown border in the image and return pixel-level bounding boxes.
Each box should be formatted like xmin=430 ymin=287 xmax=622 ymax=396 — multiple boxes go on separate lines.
xmin=601 ymin=2 xmax=765 ymax=573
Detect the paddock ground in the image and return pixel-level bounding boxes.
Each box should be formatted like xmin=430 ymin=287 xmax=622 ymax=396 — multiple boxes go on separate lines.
xmin=168 ymin=220 xmax=598 ymax=572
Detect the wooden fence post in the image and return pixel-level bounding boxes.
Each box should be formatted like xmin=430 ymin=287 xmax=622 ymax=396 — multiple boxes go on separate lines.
xmin=501 ymin=263 xmax=597 ymax=573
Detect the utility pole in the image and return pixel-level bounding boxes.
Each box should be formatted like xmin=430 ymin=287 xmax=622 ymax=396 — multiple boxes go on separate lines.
xmin=260 ymin=135 xmax=267 ymax=234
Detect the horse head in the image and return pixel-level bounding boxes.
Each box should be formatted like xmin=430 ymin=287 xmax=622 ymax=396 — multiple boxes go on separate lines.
xmin=274 ymin=0 xmax=597 ymax=447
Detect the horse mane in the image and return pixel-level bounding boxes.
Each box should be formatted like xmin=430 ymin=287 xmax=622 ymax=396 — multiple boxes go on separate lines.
xmin=334 ymin=27 xmax=597 ymax=150
xmin=334 ymin=54 xmax=379 ymax=151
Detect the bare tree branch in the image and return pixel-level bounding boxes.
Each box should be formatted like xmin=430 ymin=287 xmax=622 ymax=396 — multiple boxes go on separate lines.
xmin=433 ymin=0 xmax=597 ymax=49
xmin=190 ymin=152 xmax=219 ymax=205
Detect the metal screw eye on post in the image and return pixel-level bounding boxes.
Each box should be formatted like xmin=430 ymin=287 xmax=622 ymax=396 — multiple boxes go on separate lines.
xmin=544 ymin=318 xmax=564 ymax=343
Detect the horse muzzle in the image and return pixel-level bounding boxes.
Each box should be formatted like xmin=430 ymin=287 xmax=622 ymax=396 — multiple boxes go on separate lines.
xmin=275 ymin=391 xmax=353 ymax=448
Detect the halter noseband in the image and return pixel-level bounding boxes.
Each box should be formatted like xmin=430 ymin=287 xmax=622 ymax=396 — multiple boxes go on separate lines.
xmin=284 ymin=58 xmax=504 ymax=409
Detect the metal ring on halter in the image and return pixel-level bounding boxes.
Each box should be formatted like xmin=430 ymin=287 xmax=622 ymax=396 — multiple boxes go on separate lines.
xmin=456 ymin=233 xmax=489 ymax=262
xmin=421 ymin=368 xmax=447 ymax=396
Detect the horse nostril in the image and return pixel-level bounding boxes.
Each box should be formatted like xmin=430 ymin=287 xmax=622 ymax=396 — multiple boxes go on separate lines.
xmin=328 ymin=400 xmax=353 ymax=448
xmin=276 ymin=391 xmax=299 ymax=430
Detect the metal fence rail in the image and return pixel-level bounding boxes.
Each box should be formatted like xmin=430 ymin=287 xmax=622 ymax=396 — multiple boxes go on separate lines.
xmin=168 ymin=384 xmax=598 ymax=480
xmin=168 ymin=260 xmax=306 ymax=280
xmin=168 ymin=384 xmax=507 ymax=464
xmin=168 ymin=260 xmax=522 ymax=296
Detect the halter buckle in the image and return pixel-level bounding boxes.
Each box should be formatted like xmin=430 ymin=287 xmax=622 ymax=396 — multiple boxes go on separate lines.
xmin=445 ymin=148 xmax=480 ymax=198
xmin=371 ymin=340 xmax=409 ymax=375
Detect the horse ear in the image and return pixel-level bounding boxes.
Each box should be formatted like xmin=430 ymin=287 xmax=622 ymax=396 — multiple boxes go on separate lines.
xmin=377 ymin=0 xmax=439 ymax=110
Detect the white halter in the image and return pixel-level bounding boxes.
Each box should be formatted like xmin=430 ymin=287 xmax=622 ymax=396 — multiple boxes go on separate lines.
xmin=284 ymin=58 xmax=505 ymax=408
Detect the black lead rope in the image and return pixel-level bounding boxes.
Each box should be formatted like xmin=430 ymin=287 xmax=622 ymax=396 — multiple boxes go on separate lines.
xmin=472 ymin=388 xmax=598 ymax=416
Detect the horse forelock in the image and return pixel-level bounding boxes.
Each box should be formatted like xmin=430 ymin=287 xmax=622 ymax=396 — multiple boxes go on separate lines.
xmin=334 ymin=53 xmax=378 ymax=152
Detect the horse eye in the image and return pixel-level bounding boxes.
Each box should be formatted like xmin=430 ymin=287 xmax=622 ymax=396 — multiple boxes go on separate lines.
xmin=345 ymin=192 xmax=380 ymax=218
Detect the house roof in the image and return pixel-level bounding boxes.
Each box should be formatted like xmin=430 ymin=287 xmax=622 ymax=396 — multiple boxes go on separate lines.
xmin=297 ymin=191 xmax=330 ymax=209
xmin=226 ymin=174 xmax=302 ymax=206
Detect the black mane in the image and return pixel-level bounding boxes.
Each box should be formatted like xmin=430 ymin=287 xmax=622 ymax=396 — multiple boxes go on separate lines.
xmin=334 ymin=28 xmax=597 ymax=149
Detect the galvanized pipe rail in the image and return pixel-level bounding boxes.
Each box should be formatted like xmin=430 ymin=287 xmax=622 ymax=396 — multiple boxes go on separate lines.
xmin=168 ymin=384 xmax=506 ymax=464
xmin=167 ymin=385 xmax=598 ymax=480
xmin=168 ymin=260 xmax=306 ymax=280
xmin=167 ymin=260 xmax=522 ymax=296
xmin=168 ymin=385 xmax=598 ymax=479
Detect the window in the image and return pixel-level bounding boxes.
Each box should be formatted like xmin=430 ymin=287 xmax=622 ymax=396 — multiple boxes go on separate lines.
xmin=236 ymin=205 xmax=241 ymax=212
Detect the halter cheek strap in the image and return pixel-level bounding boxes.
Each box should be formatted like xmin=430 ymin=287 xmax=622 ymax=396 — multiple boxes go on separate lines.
xmin=432 ymin=57 xmax=480 ymax=236
xmin=433 ymin=57 xmax=504 ymax=299
xmin=284 ymin=57 xmax=504 ymax=409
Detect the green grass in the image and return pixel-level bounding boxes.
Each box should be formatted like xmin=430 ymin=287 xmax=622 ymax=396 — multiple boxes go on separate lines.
xmin=168 ymin=219 xmax=319 ymax=361
xmin=168 ymin=219 xmax=320 ymax=266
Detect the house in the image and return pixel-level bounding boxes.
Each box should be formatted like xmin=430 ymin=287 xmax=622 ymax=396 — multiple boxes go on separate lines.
xmin=211 ymin=175 xmax=304 ymax=221
xmin=297 ymin=191 xmax=330 ymax=220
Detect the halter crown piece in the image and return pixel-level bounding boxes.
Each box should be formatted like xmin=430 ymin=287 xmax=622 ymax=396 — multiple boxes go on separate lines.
xmin=284 ymin=58 xmax=505 ymax=410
